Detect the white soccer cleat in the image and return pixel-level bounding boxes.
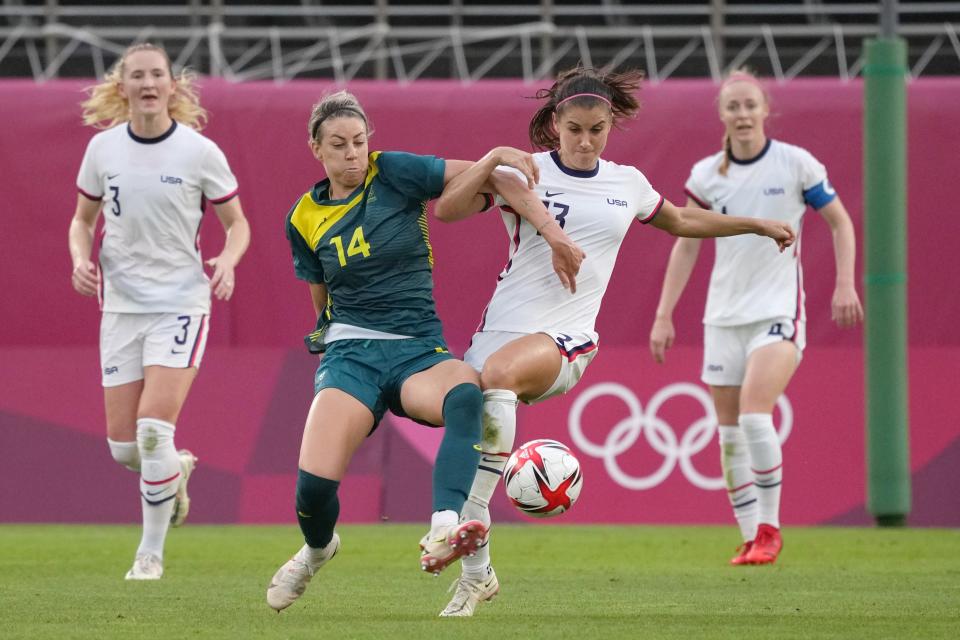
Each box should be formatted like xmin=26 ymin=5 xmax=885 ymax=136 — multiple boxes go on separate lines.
xmin=170 ymin=449 xmax=197 ymax=528
xmin=124 ymin=553 xmax=163 ymax=580
xmin=439 ymin=568 xmax=500 ymax=617
xmin=419 ymin=519 xmax=488 ymax=575
xmin=266 ymin=534 xmax=340 ymax=612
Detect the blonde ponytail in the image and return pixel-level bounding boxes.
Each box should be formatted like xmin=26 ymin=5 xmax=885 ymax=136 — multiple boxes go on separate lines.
xmin=719 ymin=132 xmax=732 ymax=176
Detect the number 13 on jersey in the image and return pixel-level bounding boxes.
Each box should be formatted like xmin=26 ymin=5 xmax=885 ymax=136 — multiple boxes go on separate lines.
xmin=541 ymin=199 xmax=569 ymax=230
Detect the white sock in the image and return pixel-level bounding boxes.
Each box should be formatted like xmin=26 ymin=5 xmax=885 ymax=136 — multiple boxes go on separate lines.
xmin=741 ymin=413 xmax=782 ymax=529
xmin=718 ymin=426 xmax=758 ymax=542
xmin=301 ymin=538 xmax=337 ymax=566
xmin=136 ymin=418 xmax=180 ymax=559
xmin=108 ymin=438 xmax=141 ymax=472
xmin=461 ymin=389 xmax=517 ymax=578
xmin=430 ymin=509 xmax=458 ymax=536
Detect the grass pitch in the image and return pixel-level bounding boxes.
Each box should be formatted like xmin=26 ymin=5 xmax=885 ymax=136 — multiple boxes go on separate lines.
xmin=0 ymin=524 xmax=957 ymax=639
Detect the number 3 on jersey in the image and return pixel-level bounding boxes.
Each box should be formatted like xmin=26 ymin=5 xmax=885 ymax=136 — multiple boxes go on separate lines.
xmin=330 ymin=226 xmax=371 ymax=267
xmin=541 ymin=199 xmax=569 ymax=231
xmin=109 ymin=185 xmax=121 ymax=216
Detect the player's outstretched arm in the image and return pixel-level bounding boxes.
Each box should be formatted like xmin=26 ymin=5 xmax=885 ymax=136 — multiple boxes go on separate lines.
xmin=434 ymin=147 xmax=538 ymax=222
xmin=650 ymin=199 xmax=795 ymax=252
xmin=436 ymin=151 xmax=585 ymax=292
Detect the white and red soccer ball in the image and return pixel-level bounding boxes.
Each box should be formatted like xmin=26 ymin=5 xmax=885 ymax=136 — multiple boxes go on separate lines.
xmin=503 ymin=439 xmax=583 ymax=518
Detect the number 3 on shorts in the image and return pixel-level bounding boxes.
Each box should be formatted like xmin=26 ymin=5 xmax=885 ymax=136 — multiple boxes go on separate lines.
xmin=175 ymin=315 xmax=191 ymax=345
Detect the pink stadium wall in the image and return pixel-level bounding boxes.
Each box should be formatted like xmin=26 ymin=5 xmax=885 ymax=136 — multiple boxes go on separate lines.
xmin=1 ymin=78 xmax=957 ymax=526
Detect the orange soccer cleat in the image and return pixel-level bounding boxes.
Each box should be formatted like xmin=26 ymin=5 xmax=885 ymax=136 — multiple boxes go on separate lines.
xmin=744 ymin=524 xmax=783 ymax=565
xmin=729 ymin=541 xmax=754 ymax=566
xmin=419 ymin=520 xmax=489 ymax=575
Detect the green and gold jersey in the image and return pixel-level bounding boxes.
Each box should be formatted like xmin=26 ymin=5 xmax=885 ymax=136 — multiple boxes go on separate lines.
xmin=285 ymin=151 xmax=446 ymax=337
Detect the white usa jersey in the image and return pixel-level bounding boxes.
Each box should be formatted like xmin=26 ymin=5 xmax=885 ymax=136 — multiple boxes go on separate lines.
xmin=481 ymin=150 xmax=663 ymax=340
xmin=76 ymin=122 xmax=238 ymax=314
xmin=684 ymin=139 xmax=837 ymax=327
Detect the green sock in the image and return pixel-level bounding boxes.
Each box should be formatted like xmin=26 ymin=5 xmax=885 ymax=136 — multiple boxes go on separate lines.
xmin=296 ymin=469 xmax=339 ymax=549
xmin=433 ymin=383 xmax=483 ymax=512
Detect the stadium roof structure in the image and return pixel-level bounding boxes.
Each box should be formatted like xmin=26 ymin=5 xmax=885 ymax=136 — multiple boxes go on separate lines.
xmin=1 ymin=1 xmax=960 ymax=82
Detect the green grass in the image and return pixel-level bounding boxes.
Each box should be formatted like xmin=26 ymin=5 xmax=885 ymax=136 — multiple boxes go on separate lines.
xmin=1 ymin=525 xmax=958 ymax=639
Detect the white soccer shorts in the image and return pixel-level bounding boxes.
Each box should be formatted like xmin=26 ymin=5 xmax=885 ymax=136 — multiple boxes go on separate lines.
xmin=701 ymin=316 xmax=805 ymax=386
xmin=100 ymin=312 xmax=210 ymax=387
xmin=464 ymin=329 xmax=599 ymax=404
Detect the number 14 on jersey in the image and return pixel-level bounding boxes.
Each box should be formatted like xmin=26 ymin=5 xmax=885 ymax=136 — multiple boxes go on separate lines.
xmin=329 ymin=226 xmax=371 ymax=266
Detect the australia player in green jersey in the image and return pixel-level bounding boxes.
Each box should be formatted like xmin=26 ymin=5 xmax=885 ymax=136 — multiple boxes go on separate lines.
xmin=266 ymin=90 xmax=584 ymax=612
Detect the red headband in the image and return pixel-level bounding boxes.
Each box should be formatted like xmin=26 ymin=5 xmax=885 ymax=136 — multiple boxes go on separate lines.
xmin=720 ymin=73 xmax=766 ymax=92
xmin=556 ymin=92 xmax=612 ymax=108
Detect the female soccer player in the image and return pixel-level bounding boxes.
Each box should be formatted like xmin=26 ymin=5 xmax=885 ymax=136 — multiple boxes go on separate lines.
xmin=265 ymin=90 xmax=584 ymax=612
xmin=649 ymin=70 xmax=863 ymax=565
xmin=430 ymin=66 xmax=796 ymax=616
xmin=68 ymin=43 xmax=251 ymax=580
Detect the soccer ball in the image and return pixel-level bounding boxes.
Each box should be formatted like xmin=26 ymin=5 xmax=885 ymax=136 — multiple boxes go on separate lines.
xmin=503 ymin=439 xmax=583 ymax=518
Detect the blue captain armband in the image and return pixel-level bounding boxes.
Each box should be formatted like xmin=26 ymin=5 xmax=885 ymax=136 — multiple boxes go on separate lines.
xmin=304 ymin=311 xmax=331 ymax=354
xmin=803 ymin=179 xmax=838 ymax=209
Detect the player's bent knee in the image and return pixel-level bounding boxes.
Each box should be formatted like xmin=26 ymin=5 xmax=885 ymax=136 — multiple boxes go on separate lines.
xmin=296 ymin=469 xmax=339 ymax=510
xmin=107 ymin=438 xmax=141 ymax=472
xmin=136 ymin=417 xmax=176 ymax=450
xmin=441 ymin=359 xmax=481 ymax=387
xmin=479 ymin=361 xmax=521 ymax=392
xmin=443 ymin=383 xmax=483 ymax=423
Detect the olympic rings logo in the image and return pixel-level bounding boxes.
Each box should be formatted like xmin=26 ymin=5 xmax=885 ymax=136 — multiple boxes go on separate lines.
xmin=568 ymin=382 xmax=792 ymax=491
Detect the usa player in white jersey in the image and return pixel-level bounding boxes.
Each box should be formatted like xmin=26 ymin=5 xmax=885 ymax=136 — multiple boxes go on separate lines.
xmin=649 ymin=70 xmax=863 ymax=566
xmin=67 ymin=44 xmax=250 ymax=580
xmin=430 ymin=66 xmax=795 ymax=617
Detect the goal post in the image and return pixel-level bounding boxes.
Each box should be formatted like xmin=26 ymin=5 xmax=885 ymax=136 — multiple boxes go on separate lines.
xmin=863 ymin=29 xmax=911 ymax=526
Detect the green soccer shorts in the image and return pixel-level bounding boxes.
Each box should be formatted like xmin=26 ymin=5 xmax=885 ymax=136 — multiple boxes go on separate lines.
xmin=313 ymin=335 xmax=454 ymax=432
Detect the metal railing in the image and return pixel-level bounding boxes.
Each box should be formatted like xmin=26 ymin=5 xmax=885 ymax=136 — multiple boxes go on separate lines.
xmin=2 ymin=1 xmax=959 ymax=82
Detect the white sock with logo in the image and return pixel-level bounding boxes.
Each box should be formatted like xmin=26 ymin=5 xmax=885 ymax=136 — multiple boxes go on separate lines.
xmin=740 ymin=413 xmax=782 ymax=529
xmin=135 ymin=418 xmax=180 ymax=559
xmin=461 ymin=389 xmax=518 ymax=579
xmin=718 ymin=425 xmax=758 ymax=542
